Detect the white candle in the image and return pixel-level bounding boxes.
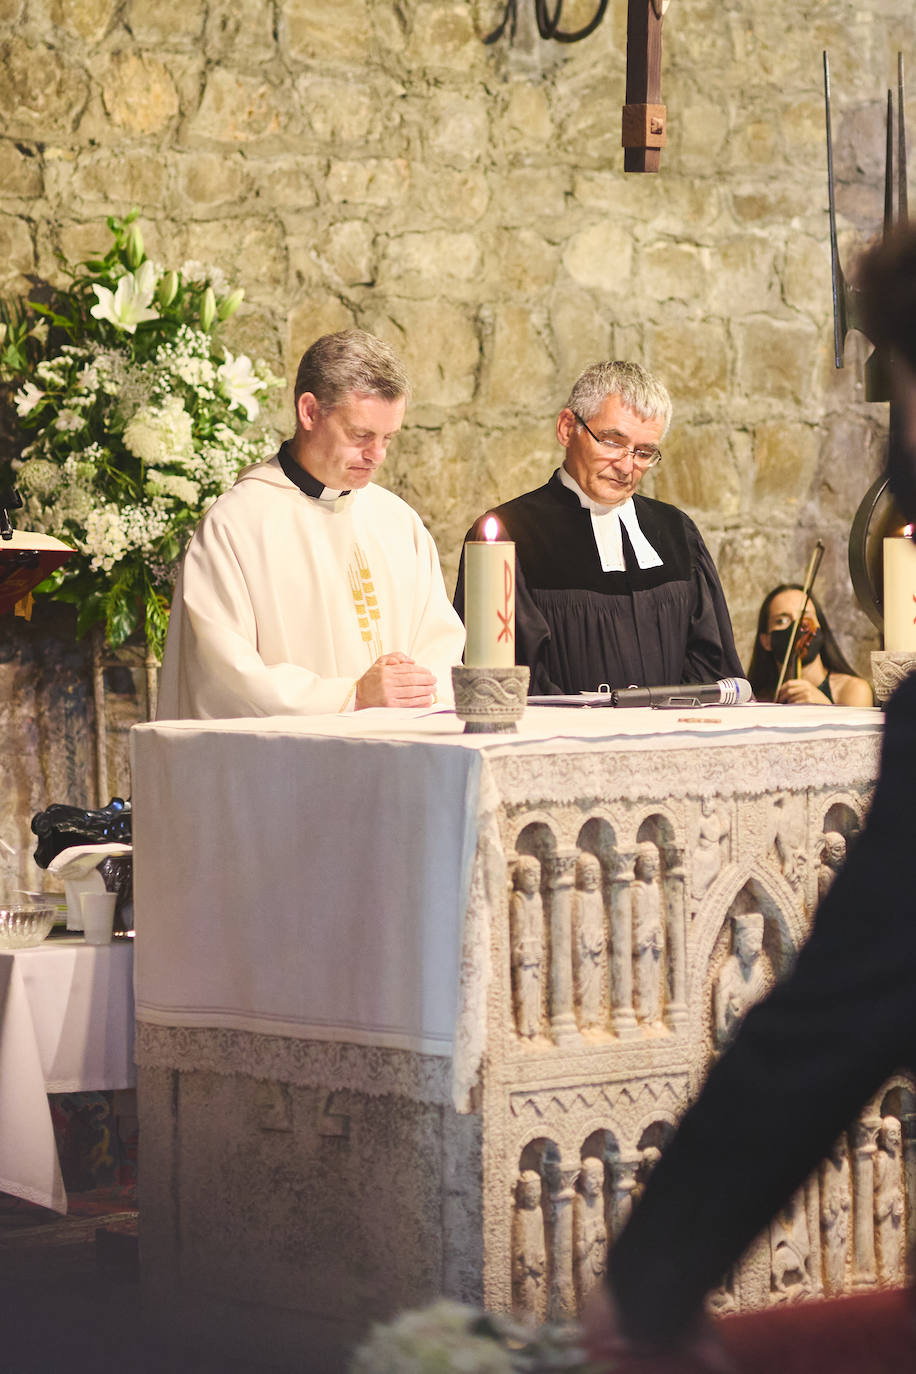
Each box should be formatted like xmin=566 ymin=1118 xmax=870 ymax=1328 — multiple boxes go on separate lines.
xmin=464 ymin=516 xmax=516 ymax=667
xmin=883 ymin=527 xmax=916 ymax=651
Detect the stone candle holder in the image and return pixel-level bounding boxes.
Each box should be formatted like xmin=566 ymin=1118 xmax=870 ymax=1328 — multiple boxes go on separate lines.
xmin=452 ymin=664 xmax=529 ymax=733
xmin=870 ymin=650 xmax=916 ymax=705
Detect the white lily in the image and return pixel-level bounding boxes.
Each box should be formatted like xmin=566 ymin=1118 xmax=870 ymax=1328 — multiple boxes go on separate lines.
xmin=90 ymin=260 xmax=160 ymax=334
xmin=15 ymin=381 xmax=45 ymax=416
xmin=217 ymin=350 xmax=262 ymax=422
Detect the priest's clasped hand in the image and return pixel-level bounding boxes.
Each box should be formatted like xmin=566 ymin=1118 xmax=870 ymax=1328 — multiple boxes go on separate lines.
xmin=354 ymin=651 xmax=437 ymax=709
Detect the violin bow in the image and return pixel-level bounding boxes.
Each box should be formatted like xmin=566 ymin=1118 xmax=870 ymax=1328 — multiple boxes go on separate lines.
xmin=774 ymin=541 xmax=826 ymax=699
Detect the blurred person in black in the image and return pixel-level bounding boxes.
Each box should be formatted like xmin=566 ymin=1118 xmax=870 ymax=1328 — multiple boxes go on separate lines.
xmin=584 ymin=228 xmax=916 ymax=1370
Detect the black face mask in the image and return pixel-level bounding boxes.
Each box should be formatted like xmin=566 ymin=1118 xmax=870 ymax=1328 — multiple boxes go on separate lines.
xmin=769 ymin=626 xmax=824 ymax=667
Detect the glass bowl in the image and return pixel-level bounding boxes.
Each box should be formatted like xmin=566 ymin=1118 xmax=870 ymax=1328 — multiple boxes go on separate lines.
xmin=0 ymin=904 xmax=58 ymax=949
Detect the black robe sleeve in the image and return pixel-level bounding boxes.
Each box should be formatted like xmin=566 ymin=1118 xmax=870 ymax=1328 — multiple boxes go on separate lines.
xmin=607 ymin=673 xmax=916 ymax=1349
xmin=680 ymin=521 xmax=744 ymax=683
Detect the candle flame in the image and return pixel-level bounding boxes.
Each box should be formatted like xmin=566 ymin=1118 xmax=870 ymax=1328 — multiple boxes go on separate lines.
xmin=482 ymin=515 xmax=499 ymax=542
xmin=906 ymin=525 xmax=915 ymax=539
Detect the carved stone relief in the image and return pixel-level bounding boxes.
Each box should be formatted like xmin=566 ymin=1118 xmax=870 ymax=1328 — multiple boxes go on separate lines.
xmin=471 ymin=734 xmax=899 ymax=1321
xmin=820 ymin=1138 xmax=851 ymax=1296
xmin=512 ymin=1169 xmax=547 ymax=1321
xmin=573 ymin=855 xmax=606 ymax=1033
xmin=631 ymin=842 xmax=664 ymax=1028
xmin=573 ymin=1156 xmax=607 ymax=1302
xmin=712 ymin=912 xmax=769 ymax=1052
xmin=692 ymin=795 xmax=729 ymax=902
xmin=510 ymin=857 xmax=544 ymax=1040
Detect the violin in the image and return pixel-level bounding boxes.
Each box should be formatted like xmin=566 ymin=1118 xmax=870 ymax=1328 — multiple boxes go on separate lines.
xmin=774 ymin=542 xmax=825 ymax=698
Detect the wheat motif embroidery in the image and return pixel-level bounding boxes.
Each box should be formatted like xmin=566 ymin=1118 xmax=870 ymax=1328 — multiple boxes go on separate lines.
xmin=347 ymin=544 xmax=383 ymax=662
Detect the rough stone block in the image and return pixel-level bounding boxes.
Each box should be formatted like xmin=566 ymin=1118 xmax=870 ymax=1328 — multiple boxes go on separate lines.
xmin=0 ymin=214 xmax=35 ymax=292
xmin=735 ymin=317 xmax=821 ymax=408
xmin=561 ymin=221 xmax=634 ymax=292
xmin=326 ymin=158 xmax=410 ymax=208
xmin=420 ymin=92 xmax=490 ymax=169
xmin=188 ymin=70 xmax=290 ymax=147
xmin=478 ymin=304 xmax=557 ymax=413
xmin=378 ymin=230 xmax=482 ymax=297
xmin=0 ymin=38 xmax=88 ymax=138
xmin=365 ymin=298 xmax=479 ymax=410
xmin=99 ymin=53 xmax=180 ymax=136
xmin=124 ymin=0 xmax=205 ymax=44
xmin=282 ymin=0 xmax=373 ymax=65
xmin=406 ymin=3 xmax=483 ymax=73
xmin=751 ymin=421 xmax=819 ymax=508
xmin=648 ymin=319 xmax=731 ymax=408
xmin=50 ymin=0 xmax=117 ymax=41
xmin=0 ymin=141 xmax=42 ymax=199
xmin=70 ymin=150 xmax=169 ymax=210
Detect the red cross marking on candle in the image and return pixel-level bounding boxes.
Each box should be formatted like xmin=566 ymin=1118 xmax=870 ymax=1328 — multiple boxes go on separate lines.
xmin=497 ymin=560 xmax=514 ymax=642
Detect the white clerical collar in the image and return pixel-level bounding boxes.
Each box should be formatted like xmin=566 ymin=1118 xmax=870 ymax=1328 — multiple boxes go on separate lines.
xmin=558 ymin=465 xmax=663 ymax=573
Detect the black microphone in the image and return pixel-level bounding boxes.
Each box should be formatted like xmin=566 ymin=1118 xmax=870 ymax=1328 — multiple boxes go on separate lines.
xmin=611 ymin=677 xmax=753 ymax=709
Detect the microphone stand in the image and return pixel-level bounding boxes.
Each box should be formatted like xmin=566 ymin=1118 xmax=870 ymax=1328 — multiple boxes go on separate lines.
xmin=774 ymin=541 xmax=825 ymax=700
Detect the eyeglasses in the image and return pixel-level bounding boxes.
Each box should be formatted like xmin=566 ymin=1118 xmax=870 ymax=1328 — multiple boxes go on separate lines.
xmin=572 ymin=413 xmax=662 ymax=468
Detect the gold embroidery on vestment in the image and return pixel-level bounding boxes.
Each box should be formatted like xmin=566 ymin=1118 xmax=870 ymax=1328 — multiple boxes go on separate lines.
xmin=347 ymin=544 xmax=383 ymax=661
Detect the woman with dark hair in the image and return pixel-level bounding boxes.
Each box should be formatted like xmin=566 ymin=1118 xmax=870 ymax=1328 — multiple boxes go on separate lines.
xmin=747 ymin=583 xmax=872 ymax=705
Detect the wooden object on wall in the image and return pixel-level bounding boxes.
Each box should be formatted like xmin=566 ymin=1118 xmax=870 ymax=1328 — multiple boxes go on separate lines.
xmin=622 ymin=0 xmax=666 ymax=172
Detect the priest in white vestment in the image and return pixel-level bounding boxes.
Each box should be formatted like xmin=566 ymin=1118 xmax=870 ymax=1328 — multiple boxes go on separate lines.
xmin=157 ymin=330 xmax=465 ymax=719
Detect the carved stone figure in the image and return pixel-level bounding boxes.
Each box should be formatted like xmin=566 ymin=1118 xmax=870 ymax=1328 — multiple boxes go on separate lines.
xmin=631 ymin=843 xmax=663 ymax=1025
xmin=770 ymin=1190 xmax=812 ymax=1299
xmin=634 ymin=1145 xmax=661 ymax=1206
xmin=820 ymin=1138 xmax=851 ymax=1296
xmin=573 ymin=854 xmax=605 ymax=1029
xmin=693 ymin=796 xmax=727 ymax=899
xmin=875 ymin=1115 xmax=906 ymax=1284
xmin=817 ymin=831 xmax=847 ymax=903
xmin=512 ymin=1170 xmax=547 ymax=1320
xmin=511 ymin=857 xmax=543 ymax=1039
xmin=574 ymin=1156 xmax=608 ymax=1300
xmin=772 ymin=793 xmax=806 ymax=890
xmin=713 ymin=913 xmax=767 ymax=1050
xmin=544 ymin=1149 xmax=578 ymax=1317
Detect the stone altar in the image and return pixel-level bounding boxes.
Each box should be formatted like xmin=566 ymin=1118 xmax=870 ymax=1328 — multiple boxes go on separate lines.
xmin=132 ymin=705 xmax=907 ymax=1371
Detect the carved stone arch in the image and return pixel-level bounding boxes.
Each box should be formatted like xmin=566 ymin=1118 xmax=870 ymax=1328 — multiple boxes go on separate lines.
xmin=692 ymin=856 xmax=805 ymax=986
xmin=512 ymin=816 xmax=559 ymax=866
xmin=822 ymin=794 xmax=866 ymax=838
xmin=519 ymin=1133 xmax=561 ymax=1176
xmin=689 ymin=866 xmax=799 ymax=1087
xmin=580 ymin=1122 xmax=623 ymax=1164
xmin=634 ymin=1115 xmax=678 ymax=1154
xmin=634 ymin=806 xmax=685 ymax=860
xmin=575 ymin=814 xmax=618 ymax=870
xmin=879 ymin=1080 xmax=916 ymax=1122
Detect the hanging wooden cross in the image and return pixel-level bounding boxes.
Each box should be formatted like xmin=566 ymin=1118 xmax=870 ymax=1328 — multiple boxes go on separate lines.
xmin=622 ymin=0 xmax=669 ymax=173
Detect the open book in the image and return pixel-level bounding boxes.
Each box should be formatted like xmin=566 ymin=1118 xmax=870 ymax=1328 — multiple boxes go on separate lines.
xmin=0 ymin=529 xmax=74 ymax=615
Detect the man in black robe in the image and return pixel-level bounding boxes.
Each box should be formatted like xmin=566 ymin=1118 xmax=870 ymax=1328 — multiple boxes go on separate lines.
xmin=455 ymin=361 xmax=742 ymax=694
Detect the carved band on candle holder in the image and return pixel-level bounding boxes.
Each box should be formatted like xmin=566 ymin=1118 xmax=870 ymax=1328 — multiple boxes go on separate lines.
xmin=452 ymin=664 xmax=530 ymax=733
xmin=870 ymin=651 xmax=916 ymax=705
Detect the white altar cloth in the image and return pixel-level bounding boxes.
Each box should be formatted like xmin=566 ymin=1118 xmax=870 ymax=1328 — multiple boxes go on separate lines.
xmin=0 ymin=937 xmax=135 ymax=1214
xmin=131 ymin=704 xmax=882 ymax=1101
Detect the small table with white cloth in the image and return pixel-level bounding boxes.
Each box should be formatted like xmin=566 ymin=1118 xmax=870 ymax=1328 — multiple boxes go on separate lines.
xmin=131 ymin=702 xmax=885 ymax=1369
xmin=0 ymin=936 xmax=135 ymax=1213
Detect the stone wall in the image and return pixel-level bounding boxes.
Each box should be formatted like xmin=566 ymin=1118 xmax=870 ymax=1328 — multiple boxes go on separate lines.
xmin=0 ymin=0 xmax=909 ymax=877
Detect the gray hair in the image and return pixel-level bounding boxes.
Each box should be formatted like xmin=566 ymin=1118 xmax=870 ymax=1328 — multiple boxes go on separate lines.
xmin=294 ymin=329 xmax=411 ymax=409
xmin=565 ymin=361 xmax=672 ymax=438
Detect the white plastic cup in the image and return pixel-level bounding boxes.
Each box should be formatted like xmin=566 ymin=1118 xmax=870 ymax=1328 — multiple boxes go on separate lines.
xmin=80 ymin=891 xmax=117 ymax=945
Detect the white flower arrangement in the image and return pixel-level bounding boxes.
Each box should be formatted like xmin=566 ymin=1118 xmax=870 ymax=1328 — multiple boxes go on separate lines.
xmin=0 ymin=212 xmax=282 ymax=654
xmin=348 ymin=1300 xmax=596 ymax=1374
